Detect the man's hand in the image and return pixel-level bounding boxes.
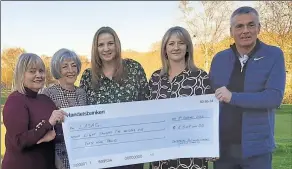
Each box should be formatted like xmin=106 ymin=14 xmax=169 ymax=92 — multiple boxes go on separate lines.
xmin=37 ymin=130 xmax=56 ymax=144
xmin=215 ymin=86 xmax=232 ymax=103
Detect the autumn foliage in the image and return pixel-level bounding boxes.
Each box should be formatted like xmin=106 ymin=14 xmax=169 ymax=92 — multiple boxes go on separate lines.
xmin=1 ymin=1 xmax=291 ymax=103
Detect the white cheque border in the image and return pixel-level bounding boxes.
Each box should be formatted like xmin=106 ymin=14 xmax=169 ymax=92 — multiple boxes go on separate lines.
xmin=62 ymin=94 xmax=219 ymax=169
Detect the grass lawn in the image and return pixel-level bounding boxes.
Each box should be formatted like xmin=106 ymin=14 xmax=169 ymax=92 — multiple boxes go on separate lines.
xmin=272 ymin=104 xmax=292 ymax=169
xmin=1 ymin=92 xmax=291 ymax=168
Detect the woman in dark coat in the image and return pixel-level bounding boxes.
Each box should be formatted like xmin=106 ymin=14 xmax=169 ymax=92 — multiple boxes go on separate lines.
xmin=2 ymin=53 xmax=67 ymax=169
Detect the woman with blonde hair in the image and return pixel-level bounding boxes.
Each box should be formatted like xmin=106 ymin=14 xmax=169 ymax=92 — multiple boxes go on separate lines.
xmin=148 ymin=26 xmax=213 ymax=169
xmin=2 ymin=53 xmax=67 ymax=169
xmin=80 ymin=26 xmax=149 ymax=169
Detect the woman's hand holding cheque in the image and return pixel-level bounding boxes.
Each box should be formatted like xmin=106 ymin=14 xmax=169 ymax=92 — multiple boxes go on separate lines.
xmin=37 ymin=110 xmax=68 ymax=144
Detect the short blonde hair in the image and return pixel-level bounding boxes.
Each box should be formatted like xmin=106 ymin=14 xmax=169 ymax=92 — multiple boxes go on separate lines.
xmin=13 ymin=53 xmax=45 ymax=94
xmin=160 ymin=26 xmax=197 ymax=75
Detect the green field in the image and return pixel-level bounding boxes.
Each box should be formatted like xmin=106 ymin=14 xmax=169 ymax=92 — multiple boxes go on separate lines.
xmin=1 ymin=92 xmax=291 ymax=168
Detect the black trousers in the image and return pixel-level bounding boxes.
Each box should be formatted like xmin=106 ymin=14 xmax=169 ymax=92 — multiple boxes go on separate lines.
xmin=214 ymin=144 xmax=272 ymax=169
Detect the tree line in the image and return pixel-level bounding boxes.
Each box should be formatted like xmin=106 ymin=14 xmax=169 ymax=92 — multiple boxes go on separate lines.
xmin=1 ymin=1 xmax=291 ymax=103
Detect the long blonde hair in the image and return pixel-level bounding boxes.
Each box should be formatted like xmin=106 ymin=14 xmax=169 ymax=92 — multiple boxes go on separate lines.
xmin=91 ymin=26 xmax=125 ymax=89
xmin=160 ymin=26 xmax=198 ymax=75
xmin=13 ymin=53 xmax=45 ymax=94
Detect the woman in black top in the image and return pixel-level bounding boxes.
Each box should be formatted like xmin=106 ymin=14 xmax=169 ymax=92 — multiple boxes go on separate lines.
xmin=148 ymin=26 xmax=213 ymax=169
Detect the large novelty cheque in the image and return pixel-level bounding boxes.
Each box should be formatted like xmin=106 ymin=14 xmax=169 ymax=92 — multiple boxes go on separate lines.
xmin=62 ymin=94 xmax=219 ymax=169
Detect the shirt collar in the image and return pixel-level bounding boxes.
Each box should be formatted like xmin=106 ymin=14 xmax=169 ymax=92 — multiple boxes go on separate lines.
xmin=161 ymin=67 xmax=189 ymax=78
xmin=230 ymin=38 xmax=261 ymax=58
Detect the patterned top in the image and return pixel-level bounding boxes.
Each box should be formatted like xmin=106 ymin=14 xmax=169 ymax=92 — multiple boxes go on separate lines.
xmin=42 ymin=84 xmax=87 ymax=169
xmin=149 ymin=68 xmax=213 ymax=169
xmin=80 ymin=58 xmax=149 ymax=105
xmin=42 ymin=84 xmax=87 ymax=108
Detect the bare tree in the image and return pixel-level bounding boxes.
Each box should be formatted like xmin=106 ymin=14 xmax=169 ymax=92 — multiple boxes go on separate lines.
xmin=256 ymin=1 xmax=292 ymax=103
xmin=256 ymin=1 xmax=292 ymax=50
xmin=179 ymin=1 xmax=233 ymax=70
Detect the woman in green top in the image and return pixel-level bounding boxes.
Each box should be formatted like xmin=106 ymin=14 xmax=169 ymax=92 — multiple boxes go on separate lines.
xmin=79 ymin=26 xmax=149 ymax=169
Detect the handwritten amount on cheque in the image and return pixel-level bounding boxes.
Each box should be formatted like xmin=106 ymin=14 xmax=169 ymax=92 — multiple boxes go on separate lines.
xmin=69 ymin=114 xmax=210 ymax=149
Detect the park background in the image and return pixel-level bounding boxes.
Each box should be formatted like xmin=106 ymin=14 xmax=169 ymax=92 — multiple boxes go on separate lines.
xmin=1 ymin=1 xmax=291 ymax=169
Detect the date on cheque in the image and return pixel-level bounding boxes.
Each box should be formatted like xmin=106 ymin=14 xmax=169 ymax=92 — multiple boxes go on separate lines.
xmin=200 ymin=99 xmax=213 ymax=103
